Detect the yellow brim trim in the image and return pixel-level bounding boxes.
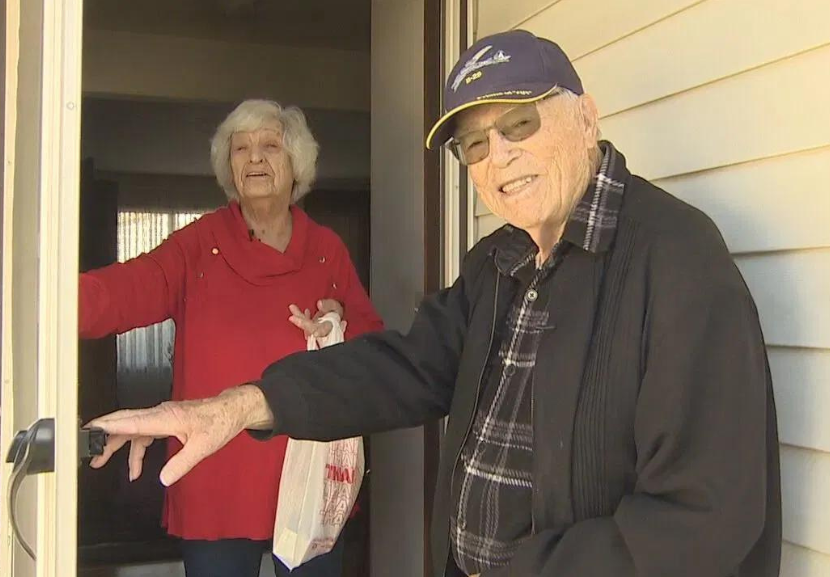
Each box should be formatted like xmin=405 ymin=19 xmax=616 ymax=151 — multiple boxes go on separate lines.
xmin=425 ymin=86 xmax=559 ymax=149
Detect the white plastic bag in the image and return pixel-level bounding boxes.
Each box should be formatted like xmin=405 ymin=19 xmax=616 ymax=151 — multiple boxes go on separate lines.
xmin=273 ymin=312 xmax=365 ymax=570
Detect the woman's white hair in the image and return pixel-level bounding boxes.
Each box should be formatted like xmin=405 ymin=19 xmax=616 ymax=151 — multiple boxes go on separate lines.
xmin=210 ymin=99 xmax=319 ymax=203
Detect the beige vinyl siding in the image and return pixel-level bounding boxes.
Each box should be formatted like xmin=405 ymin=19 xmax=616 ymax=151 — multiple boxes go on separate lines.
xmin=473 ymin=0 xmax=830 ymax=573
xmin=477 ymin=0 xmax=704 ymax=59
xmin=782 ymin=543 xmax=830 ymax=575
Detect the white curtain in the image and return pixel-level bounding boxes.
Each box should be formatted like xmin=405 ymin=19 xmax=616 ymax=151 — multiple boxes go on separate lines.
xmin=116 ymin=210 xmax=204 ymax=391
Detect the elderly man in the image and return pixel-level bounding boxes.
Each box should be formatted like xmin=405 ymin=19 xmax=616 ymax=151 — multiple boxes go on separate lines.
xmin=91 ymin=30 xmax=781 ymax=576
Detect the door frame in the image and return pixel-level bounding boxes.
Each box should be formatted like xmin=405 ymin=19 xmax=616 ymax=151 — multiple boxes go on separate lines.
xmin=422 ymin=0 xmax=442 ymax=572
xmin=1 ymin=0 xmax=21 ymax=570
xmin=422 ymin=0 xmax=473 ymax=575
xmin=0 ymin=0 xmax=83 ymax=575
xmin=37 ymin=0 xmax=83 ymax=565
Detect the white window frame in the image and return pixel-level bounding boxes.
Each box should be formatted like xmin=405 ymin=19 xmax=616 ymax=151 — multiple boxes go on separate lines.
xmin=441 ymin=0 xmax=477 ymax=286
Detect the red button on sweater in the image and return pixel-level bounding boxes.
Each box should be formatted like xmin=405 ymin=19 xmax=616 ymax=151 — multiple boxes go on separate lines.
xmin=79 ymin=202 xmax=383 ymax=540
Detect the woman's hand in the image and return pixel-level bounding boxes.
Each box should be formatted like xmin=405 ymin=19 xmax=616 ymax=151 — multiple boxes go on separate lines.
xmin=288 ymin=299 xmax=346 ymax=339
xmin=314 ymin=298 xmax=344 ymax=321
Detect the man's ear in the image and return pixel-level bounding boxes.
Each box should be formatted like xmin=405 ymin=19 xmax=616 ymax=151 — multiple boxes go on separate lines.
xmin=578 ymin=93 xmax=600 ymax=142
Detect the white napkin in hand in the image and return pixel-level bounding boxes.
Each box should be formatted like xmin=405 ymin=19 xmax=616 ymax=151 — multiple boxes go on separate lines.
xmin=308 ymin=312 xmax=345 ymax=350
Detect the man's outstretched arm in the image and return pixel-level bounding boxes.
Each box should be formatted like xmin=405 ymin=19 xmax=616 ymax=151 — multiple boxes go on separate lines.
xmin=88 ymin=384 xmax=274 ymax=486
xmin=88 ymin=260 xmax=478 ymax=485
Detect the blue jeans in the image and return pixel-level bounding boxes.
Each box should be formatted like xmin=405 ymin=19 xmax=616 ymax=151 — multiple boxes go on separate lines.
xmin=180 ymin=537 xmax=344 ymax=577
xmin=273 ymin=535 xmax=345 ymax=576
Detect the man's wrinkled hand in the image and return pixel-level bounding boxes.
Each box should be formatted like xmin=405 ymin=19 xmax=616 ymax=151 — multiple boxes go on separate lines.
xmin=86 ymin=385 xmax=271 ymax=486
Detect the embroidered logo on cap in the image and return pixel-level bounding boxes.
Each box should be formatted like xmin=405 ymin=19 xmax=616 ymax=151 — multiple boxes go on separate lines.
xmin=451 ymin=45 xmax=511 ymax=92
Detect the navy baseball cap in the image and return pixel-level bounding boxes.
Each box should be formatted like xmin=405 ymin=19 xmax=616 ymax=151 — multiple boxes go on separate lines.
xmin=426 ymin=30 xmax=583 ymax=149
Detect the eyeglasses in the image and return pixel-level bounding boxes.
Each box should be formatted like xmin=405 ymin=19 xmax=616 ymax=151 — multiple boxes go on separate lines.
xmin=447 ymin=101 xmax=544 ymax=166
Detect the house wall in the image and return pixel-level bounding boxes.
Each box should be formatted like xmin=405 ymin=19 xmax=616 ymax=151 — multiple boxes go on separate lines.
xmin=474 ymin=0 xmax=830 ymax=573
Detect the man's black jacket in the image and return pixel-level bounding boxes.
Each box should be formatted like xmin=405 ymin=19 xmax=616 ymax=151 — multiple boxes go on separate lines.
xmin=256 ymin=161 xmax=781 ymax=577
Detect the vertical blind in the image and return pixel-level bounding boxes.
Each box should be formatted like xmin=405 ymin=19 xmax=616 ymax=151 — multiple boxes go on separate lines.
xmin=116 ymin=210 xmax=204 ymax=384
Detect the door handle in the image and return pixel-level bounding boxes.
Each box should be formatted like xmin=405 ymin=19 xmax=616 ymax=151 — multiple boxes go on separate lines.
xmin=4 ymin=419 xmax=107 ymax=559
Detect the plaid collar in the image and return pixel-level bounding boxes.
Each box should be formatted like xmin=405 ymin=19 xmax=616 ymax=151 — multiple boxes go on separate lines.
xmin=493 ymin=141 xmax=627 ymax=275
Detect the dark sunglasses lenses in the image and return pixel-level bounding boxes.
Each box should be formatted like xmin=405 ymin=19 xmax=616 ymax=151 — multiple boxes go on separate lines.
xmin=498 ymin=105 xmax=543 ymax=142
xmin=449 ymin=104 xmax=542 ymax=165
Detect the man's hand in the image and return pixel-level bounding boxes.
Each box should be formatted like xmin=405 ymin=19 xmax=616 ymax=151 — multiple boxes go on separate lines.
xmin=87 ymin=385 xmax=274 ymax=486
xmin=289 ymin=299 xmax=346 ymax=339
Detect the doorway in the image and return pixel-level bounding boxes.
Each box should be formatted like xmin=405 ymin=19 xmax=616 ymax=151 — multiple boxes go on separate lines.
xmin=78 ymin=1 xmax=371 ymax=576
xmin=1 ymin=1 xmax=447 ymax=576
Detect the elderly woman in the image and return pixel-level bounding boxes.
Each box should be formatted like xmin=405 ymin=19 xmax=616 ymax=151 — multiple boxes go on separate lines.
xmin=79 ymin=99 xmax=383 ymax=577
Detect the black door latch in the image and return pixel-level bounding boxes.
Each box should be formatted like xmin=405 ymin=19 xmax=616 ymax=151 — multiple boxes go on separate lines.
xmin=4 ymin=419 xmax=107 ymax=471
xmin=4 ymin=418 xmax=108 ymax=560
